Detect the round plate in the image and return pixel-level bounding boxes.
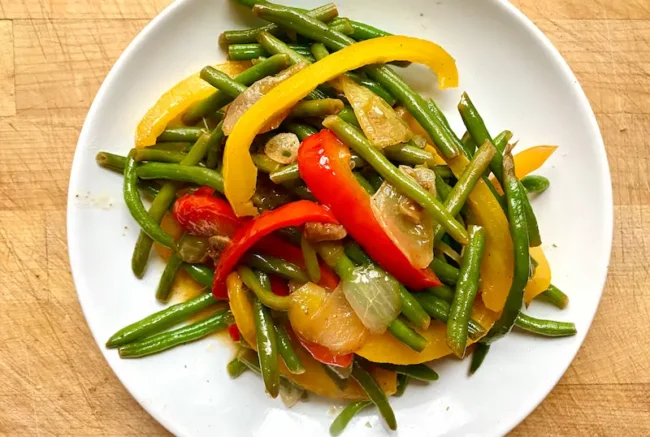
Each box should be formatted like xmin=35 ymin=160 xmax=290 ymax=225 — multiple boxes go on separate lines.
xmin=67 ymin=0 xmax=613 ymax=435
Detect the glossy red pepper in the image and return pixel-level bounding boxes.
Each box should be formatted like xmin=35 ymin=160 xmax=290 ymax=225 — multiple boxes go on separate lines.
xmin=227 ymin=323 xmax=240 ymax=342
xmin=173 ymin=188 xmax=244 ymax=238
xmin=256 ymin=235 xmax=339 ymax=290
xmin=297 ymin=335 xmax=354 ymax=368
xmin=298 ymin=130 xmax=441 ymax=289
xmin=212 ymin=201 xmax=339 ymax=299
xmin=269 ymin=274 xmax=290 ymax=297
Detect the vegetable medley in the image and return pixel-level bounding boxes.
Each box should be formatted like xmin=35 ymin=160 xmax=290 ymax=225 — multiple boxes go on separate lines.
xmin=98 ymin=0 xmax=576 ymax=434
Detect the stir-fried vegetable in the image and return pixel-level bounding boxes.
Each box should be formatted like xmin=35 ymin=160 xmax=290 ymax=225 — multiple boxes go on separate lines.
xmin=98 ymin=4 xmax=577 ymax=433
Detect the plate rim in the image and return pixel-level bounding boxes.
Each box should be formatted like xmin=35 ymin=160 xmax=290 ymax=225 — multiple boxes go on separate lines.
xmin=66 ymin=0 xmax=614 ymax=435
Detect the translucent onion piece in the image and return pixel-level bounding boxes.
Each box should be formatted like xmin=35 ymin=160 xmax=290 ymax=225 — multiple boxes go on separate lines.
xmin=371 ymin=180 xmax=435 ymax=269
xmin=223 ymin=63 xmax=307 ymax=135
xmin=265 ymin=132 xmax=300 ymax=164
xmin=289 ymin=283 xmax=369 ymax=354
xmin=339 ymin=76 xmax=412 ymax=148
xmin=341 ymin=265 xmax=400 ymax=334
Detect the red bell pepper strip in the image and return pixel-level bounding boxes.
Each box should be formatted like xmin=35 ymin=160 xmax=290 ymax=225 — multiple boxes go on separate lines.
xmin=297 ymin=335 xmax=354 ymax=368
xmin=269 ymin=275 xmax=290 ymax=297
xmin=212 ymin=200 xmax=339 ymax=299
xmin=227 ymin=323 xmax=240 ymax=342
xmin=256 ymin=235 xmax=339 ymax=290
xmin=298 ymin=130 xmax=441 ymax=289
xmin=173 ymin=188 xmax=244 ymax=238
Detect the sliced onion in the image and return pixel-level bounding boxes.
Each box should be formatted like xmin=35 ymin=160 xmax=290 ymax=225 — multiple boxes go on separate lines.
xmin=265 ymin=132 xmax=300 ymax=164
xmin=223 ymin=63 xmax=307 ymax=135
xmin=371 ymin=180 xmax=434 ymax=269
xmin=339 ymin=76 xmax=412 ymax=148
xmin=289 ymin=283 xmax=368 ymax=354
xmin=341 ymin=265 xmax=400 ymax=334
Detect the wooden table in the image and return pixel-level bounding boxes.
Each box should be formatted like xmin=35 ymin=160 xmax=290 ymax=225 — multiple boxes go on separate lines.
xmin=1 ymin=0 xmax=648 ymax=435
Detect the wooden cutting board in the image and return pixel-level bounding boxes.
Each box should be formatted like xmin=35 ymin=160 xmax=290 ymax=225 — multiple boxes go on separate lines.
xmin=0 ymin=0 xmax=648 ymax=435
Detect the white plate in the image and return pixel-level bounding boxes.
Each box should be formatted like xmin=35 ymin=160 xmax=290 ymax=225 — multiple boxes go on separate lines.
xmin=67 ymin=0 xmax=613 ymax=435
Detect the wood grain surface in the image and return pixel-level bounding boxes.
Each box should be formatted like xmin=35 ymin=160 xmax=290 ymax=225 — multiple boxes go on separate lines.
xmin=0 ymin=0 xmax=648 ymax=435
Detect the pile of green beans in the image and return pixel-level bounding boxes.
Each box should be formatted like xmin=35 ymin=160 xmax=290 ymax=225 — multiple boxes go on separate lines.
xmin=96 ymin=2 xmax=578 ymax=434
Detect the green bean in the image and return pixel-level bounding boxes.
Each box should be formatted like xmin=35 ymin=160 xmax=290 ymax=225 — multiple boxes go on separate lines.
xmin=329 ymin=401 xmax=372 ymax=436
xmin=139 ymin=181 xmax=161 ymax=198
xmin=415 ymin=292 xmax=486 ymax=340
xmin=118 ymin=310 xmax=232 ymax=358
xmin=493 ymin=130 xmax=513 ymax=150
xmin=282 ymin=122 xmax=318 ymax=141
xmin=200 ymin=66 xmax=247 ymax=97
xmin=131 ymin=131 xmax=215 ymax=277
xmin=536 ymin=284 xmax=569 ymax=309
xmin=387 ymin=318 xmax=428 ymax=352
xmin=433 ymin=168 xmax=453 ymax=201
xmin=344 ymin=241 xmax=374 ymax=266
xmin=521 ymin=187 xmax=542 ymax=246
xmin=447 ymin=225 xmax=486 ymax=357
xmin=383 ymin=143 xmax=435 ymax=166
xmin=469 ymin=343 xmax=490 ymax=375
xmin=244 ymin=253 xmax=309 ymax=283
xmin=270 ymin=152 xmax=364 ymax=185
xmin=252 ymin=153 xmax=283 ymax=174
xmin=150 ymin=142 xmax=192 ymax=152
xmin=460 ymin=131 xmax=476 ymax=156
xmin=220 ymin=3 xmax=339 ymax=45
xmin=157 ymin=127 xmax=204 ymax=143
xmin=322 ymin=364 xmax=350 ymax=390
xmin=515 ymin=313 xmax=577 ymax=337
xmin=290 ymin=99 xmax=343 ymax=118
xmin=182 ymin=54 xmax=290 ymax=125
xmin=429 ymin=258 xmax=459 ymax=285
xmin=394 ymin=374 xmax=409 ymax=397
xmin=106 ymin=293 xmax=217 ymax=348
xmin=337 ymin=106 xmax=360 ymax=127
xmin=123 ymin=155 xmax=176 ymax=249
xmin=238 ymin=266 xmax=292 ymax=311
xmin=206 ymin=121 xmax=225 ymax=169
xmin=300 ymin=234 xmax=321 ymax=283
xmin=353 ymin=172 xmax=375 ymax=195
xmin=227 ymin=43 xmax=313 ymax=61
xmin=379 ymin=363 xmax=438 ymax=382
xmin=310 ymin=42 xmax=329 ymax=61
xmin=323 ymin=116 xmax=469 ymax=245
xmin=521 ymin=175 xmax=550 ymax=194
xmin=483 ymin=150 xmax=530 ymax=344
xmin=136 ymin=162 xmax=224 ymax=192
xmin=347 ymin=20 xmax=390 ymax=41
xmin=434 ymin=165 xmax=454 ymax=180
xmin=227 ymin=358 xmax=248 ymax=378
xmin=130 ymin=148 xmax=186 ymax=164
xmin=183 ymin=264 xmax=213 ymax=287
xmin=433 ymin=141 xmax=495 ymax=242
xmin=427 ymin=284 xmax=455 ymax=303
xmin=252 ymin=296 xmax=280 ymax=398
xmin=96 ymin=151 xmax=127 ymax=172
xmin=156 ymin=252 xmax=183 ymax=303
xmin=328 ymin=17 xmax=354 ymax=35
xmin=351 ymin=361 xmax=396 ymax=430
xmin=275 ymin=324 xmax=305 ymax=374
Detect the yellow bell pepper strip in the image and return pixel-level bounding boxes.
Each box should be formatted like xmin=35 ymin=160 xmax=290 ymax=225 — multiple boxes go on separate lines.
xmin=135 ymin=61 xmax=250 ymax=148
xmin=524 ymin=246 xmax=552 ymax=305
xmin=356 ymin=300 xmax=497 ymax=365
xmin=222 ymin=35 xmax=459 ymax=216
xmin=227 ymin=272 xmax=396 ymax=399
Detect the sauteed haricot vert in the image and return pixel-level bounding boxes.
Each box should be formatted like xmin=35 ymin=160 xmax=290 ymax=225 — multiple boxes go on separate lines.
xmin=97 ymin=1 xmax=576 ymax=433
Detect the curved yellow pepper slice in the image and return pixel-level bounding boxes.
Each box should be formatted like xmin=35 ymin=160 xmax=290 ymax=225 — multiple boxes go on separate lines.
xmin=135 ymin=61 xmax=250 ymax=148
xmin=223 ymin=36 xmax=459 ymax=216
xmin=227 ymin=273 xmax=396 ymax=399
xmin=524 ymin=246 xmax=552 ymax=305
xmin=356 ymin=300 xmax=498 ymax=364
xmin=491 ymin=145 xmax=559 ymax=194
